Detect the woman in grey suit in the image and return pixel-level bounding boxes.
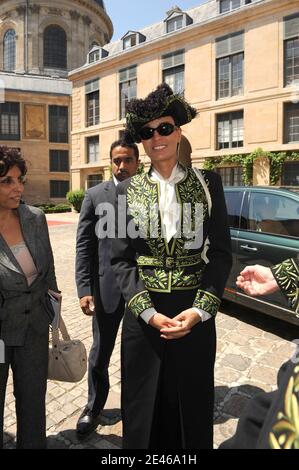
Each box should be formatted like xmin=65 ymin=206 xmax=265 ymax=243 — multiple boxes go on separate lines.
xmin=0 ymin=147 xmax=59 ymax=449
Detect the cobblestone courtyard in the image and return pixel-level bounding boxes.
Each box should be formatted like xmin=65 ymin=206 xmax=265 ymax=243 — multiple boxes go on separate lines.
xmin=3 ymin=213 xmax=299 ymax=449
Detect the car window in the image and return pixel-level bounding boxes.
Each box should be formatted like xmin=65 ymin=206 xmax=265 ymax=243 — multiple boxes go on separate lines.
xmin=248 ymin=192 xmax=299 ymax=237
xmin=224 ymin=191 xmax=244 ymax=229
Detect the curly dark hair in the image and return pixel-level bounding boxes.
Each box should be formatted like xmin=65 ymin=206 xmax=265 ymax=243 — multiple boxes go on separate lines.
xmin=0 ymin=147 xmax=27 ymax=177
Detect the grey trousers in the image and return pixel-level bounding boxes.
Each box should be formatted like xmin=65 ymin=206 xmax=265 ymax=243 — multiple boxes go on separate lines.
xmin=0 ymin=325 xmax=49 ymax=449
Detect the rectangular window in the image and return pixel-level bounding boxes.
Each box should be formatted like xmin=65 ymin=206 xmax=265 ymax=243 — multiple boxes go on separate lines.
xmin=220 ymin=0 xmax=240 ymax=14
xmin=282 ymin=162 xmax=299 ymax=186
xmin=162 ymin=50 xmax=185 ymax=95
xmin=216 ymin=32 xmax=244 ymax=99
xmin=284 ymin=103 xmax=299 ymax=143
xmin=87 ymin=136 xmax=99 ymax=163
xmin=49 ymin=105 xmax=68 ymax=143
xmin=49 ymin=150 xmax=69 ymax=172
xmin=86 ymin=79 xmax=100 ymax=127
xmin=119 ymin=66 xmax=137 ymax=119
xmin=50 ymin=180 xmax=69 ymax=198
xmin=0 ymin=102 xmax=20 ymax=141
xmin=217 ymin=167 xmax=243 ymax=186
xmin=219 ymin=0 xmax=250 ymax=13
xmin=87 ymin=174 xmax=103 ymax=189
xmin=284 ymin=14 xmax=299 ymax=86
xmin=167 ymin=16 xmax=183 ymax=33
xmin=217 ymin=111 xmax=244 ymax=149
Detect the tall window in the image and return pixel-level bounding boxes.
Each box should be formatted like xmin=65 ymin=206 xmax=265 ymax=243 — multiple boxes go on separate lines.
xmin=49 ymin=105 xmax=68 ymax=143
xmin=3 ymin=29 xmax=16 ymax=72
xmin=87 ymin=136 xmax=99 ymax=163
xmin=284 ymin=14 xmax=299 ymax=86
xmin=282 ymin=162 xmax=299 ymax=186
xmin=162 ymin=50 xmax=185 ymax=95
xmin=119 ymin=66 xmax=137 ymax=119
xmin=167 ymin=16 xmax=183 ymax=33
xmin=217 ymin=111 xmax=244 ymax=149
xmin=216 ymin=31 xmax=244 ymax=99
xmin=86 ymin=79 xmax=99 ymax=127
xmin=0 ymin=102 xmax=20 ymax=141
xmin=217 ymin=166 xmax=243 ymax=186
xmin=49 ymin=150 xmax=69 ymax=172
xmin=284 ymin=103 xmax=299 ymax=143
xmin=44 ymin=25 xmax=67 ymax=69
xmin=50 ymin=180 xmax=69 ymax=198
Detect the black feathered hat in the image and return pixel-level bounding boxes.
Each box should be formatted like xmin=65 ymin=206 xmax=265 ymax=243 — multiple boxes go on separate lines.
xmin=124 ymin=83 xmax=198 ymax=143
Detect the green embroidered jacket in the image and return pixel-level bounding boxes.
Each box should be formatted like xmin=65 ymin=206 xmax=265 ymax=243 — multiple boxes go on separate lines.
xmin=111 ymin=166 xmax=232 ymax=319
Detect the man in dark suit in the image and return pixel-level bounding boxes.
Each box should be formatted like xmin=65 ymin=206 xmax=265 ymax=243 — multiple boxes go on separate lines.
xmin=75 ymin=139 xmax=140 ymax=437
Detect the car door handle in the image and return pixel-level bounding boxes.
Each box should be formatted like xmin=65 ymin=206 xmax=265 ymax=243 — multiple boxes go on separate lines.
xmin=240 ymin=245 xmax=258 ymax=252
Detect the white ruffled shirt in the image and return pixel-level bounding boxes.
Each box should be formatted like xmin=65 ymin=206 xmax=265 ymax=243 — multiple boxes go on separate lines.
xmin=140 ymin=163 xmax=211 ymax=324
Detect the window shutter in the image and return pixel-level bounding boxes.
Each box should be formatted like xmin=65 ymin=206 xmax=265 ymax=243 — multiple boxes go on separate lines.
xmin=284 ymin=14 xmax=299 ymax=40
xmin=216 ymin=31 xmax=244 ymax=58
xmin=119 ymin=66 xmax=137 ymax=83
xmin=85 ymin=79 xmax=99 ymax=94
xmin=162 ymin=50 xmax=184 ymax=69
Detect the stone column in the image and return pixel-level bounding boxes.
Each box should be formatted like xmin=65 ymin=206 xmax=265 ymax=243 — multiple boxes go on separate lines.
xmin=16 ymin=5 xmax=26 ymax=73
xmin=82 ymin=15 xmax=92 ymax=66
xmin=28 ymin=4 xmax=41 ymax=74
xmin=69 ymin=10 xmax=80 ymax=70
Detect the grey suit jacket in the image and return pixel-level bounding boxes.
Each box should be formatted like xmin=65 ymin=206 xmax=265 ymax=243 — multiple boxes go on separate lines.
xmin=0 ymin=204 xmax=58 ymax=346
xmin=76 ymin=180 xmax=122 ymax=313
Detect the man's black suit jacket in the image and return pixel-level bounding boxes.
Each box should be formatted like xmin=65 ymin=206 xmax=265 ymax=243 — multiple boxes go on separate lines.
xmin=76 ymin=180 xmax=122 ymax=313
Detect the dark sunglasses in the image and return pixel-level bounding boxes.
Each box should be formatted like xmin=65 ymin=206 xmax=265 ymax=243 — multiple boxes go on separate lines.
xmin=139 ymin=122 xmax=177 ymax=140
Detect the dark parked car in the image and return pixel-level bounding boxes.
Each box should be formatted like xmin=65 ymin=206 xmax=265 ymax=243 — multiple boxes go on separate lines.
xmin=223 ymin=186 xmax=299 ymax=325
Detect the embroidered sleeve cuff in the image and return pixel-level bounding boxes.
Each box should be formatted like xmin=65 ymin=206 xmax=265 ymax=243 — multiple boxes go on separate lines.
xmin=271 ymin=259 xmax=299 ymax=312
xmin=128 ymin=290 xmax=154 ymax=318
xmin=193 ymin=290 xmax=221 ymax=318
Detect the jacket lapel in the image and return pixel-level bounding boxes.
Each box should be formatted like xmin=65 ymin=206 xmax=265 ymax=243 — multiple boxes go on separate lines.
xmin=17 ymin=205 xmax=39 ymax=271
xmin=104 ymin=180 xmax=117 ymax=206
xmin=0 ymin=235 xmax=23 ymax=275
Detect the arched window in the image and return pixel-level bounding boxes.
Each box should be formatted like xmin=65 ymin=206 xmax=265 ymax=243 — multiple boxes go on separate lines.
xmin=3 ymin=29 xmax=16 ymax=71
xmin=44 ymin=25 xmax=67 ymax=69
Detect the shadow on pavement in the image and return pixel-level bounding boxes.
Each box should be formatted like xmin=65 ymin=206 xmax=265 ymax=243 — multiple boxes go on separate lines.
xmin=220 ymin=300 xmax=299 ymax=341
xmin=214 ymin=384 xmax=264 ymax=425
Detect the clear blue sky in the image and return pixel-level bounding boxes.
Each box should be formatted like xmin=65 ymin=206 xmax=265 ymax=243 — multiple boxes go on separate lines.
xmin=105 ymin=0 xmax=206 ymax=41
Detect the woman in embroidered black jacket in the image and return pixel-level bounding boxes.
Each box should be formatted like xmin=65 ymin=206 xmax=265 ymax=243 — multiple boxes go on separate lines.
xmin=111 ymin=84 xmax=232 ymax=449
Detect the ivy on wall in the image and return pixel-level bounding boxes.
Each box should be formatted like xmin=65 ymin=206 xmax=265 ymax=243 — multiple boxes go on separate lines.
xmin=203 ymin=148 xmax=299 ymax=186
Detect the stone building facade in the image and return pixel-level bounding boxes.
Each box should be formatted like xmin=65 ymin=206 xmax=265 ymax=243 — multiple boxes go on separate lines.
xmin=0 ymin=0 xmax=112 ymax=203
xmin=69 ymin=0 xmax=299 ymax=190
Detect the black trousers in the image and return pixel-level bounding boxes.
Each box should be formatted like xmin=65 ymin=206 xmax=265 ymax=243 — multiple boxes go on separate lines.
xmin=87 ymin=292 xmax=125 ymax=414
xmin=122 ymin=290 xmax=216 ymax=449
xmin=0 ymin=325 xmax=48 ymax=449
